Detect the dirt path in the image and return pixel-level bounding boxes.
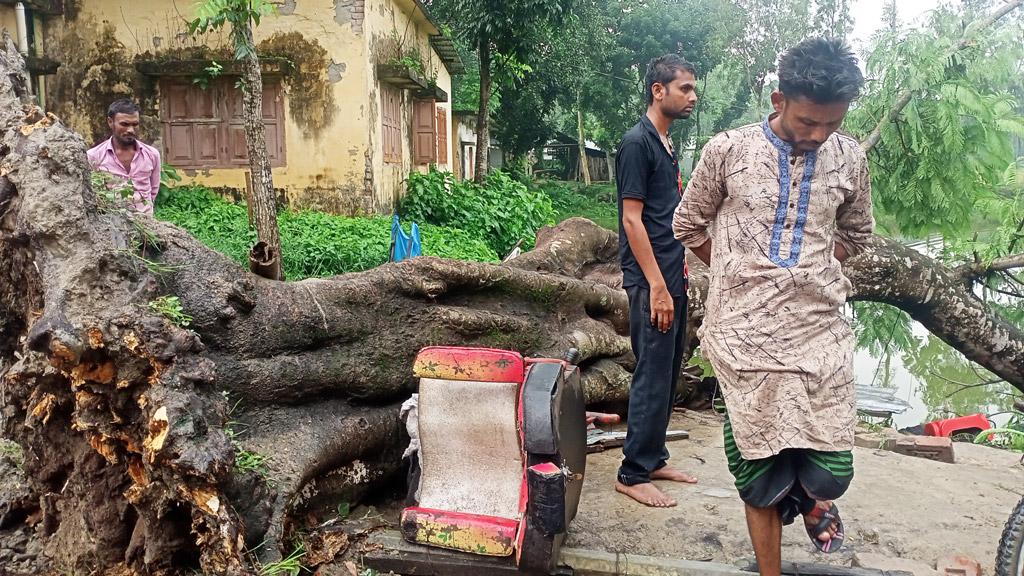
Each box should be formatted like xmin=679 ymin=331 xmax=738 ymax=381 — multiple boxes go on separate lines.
xmin=567 ymin=410 xmax=1024 ymax=573
xmin=3 ymin=408 xmax=1022 ymax=574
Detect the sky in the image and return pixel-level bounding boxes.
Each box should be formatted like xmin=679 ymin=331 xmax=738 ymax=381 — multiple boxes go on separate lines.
xmin=849 ymin=0 xmax=943 ymax=50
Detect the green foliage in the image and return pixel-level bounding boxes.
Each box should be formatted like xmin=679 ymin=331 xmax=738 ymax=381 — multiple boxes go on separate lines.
xmin=193 ymin=59 xmax=224 ymax=89
xmin=148 ymin=295 xmax=193 ymax=327
xmin=156 ymin=185 xmax=256 ymax=267
xmin=845 ymin=6 xmax=1024 ymax=237
xmin=851 ymin=302 xmax=920 ymax=358
xmin=234 ymin=444 xmax=270 ymax=475
xmin=903 ymin=334 xmax=1020 ymax=423
xmin=974 ymin=424 xmax=1024 ymax=453
xmin=400 ymin=168 xmax=554 ymax=255
xmin=189 ymin=0 xmax=276 ymax=61
xmin=155 ymin=185 xmax=498 ymax=280
xmin=336 ymin=501 xmax=351 ymax=520
xmin=537 ymin=180 xmax=618 ymax=230
xmin=0 ymin=439 xmax=24 ymax=471
xmin=429 ymin=0 xmax=572 ymax=66
xmin=277 ymin=210 xmax=497 ymax=278
xmin=160 ymin=163 xmax=182 ymax=191
xmin=259 ymin=543 xmax=305 ymax=576
xmin=91 ymin=170 xmax=135 ymax=206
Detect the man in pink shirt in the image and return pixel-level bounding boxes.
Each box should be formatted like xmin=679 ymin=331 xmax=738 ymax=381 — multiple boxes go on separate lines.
xmin=87 ymin=99 xmax=161 ymax=214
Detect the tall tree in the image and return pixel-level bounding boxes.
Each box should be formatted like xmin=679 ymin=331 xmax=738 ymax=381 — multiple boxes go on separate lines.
xmin=427 ymin=0 xmax=573 ymax=182
xmin=563 ymin=0 xmax=743 ymax=153
xmin=190 ymin=0 xmax=282 ymax=280
xmin=811 ymin=0 xmax=853 ymax=40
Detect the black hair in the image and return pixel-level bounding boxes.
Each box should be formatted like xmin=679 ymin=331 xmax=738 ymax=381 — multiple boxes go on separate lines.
xmin=777 ymin=37 xmax=864 ymax=103
xmin=107 ymin=99 xmax=140 ymax=118
xmin=644 ymin=54 xmax=697 ymax=105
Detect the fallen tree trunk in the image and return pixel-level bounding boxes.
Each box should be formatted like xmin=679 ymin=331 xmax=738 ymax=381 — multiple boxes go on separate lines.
xmin=0 ymin=43 xmax=1021 ymax=575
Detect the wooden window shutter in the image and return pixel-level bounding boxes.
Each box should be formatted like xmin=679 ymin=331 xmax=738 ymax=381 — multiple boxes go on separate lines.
xmin=160 ymin=78 xmax=285 ymax=169
xmin=226 ymin=82 xmax=285 ymax=167
xmin=436 ymin=107 xmax=448 ymax=165
xmin=413 ymin=100 xmax=437 ymax=165
xmin=381 ymin=86 xmax=401 ymax=163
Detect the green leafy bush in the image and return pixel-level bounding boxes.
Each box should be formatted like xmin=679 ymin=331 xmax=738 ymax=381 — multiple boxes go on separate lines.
xmin=536 ymin=180 xmax=618 ymax=231
xmin=400 ymin=168 xmax=554 ymax=255
xmin=155 ymin=185 xmax=498 ymax=280
xmin=156 ymin=185 xmax=255 ymax=267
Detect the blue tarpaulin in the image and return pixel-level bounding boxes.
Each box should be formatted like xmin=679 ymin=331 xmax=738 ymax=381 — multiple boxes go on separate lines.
xmin=390 ymin=215 xmax=422 ymax=262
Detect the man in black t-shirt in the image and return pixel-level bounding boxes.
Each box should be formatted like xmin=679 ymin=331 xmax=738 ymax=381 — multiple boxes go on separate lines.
xmin=614 ymin=54 xmax=700 ymax=508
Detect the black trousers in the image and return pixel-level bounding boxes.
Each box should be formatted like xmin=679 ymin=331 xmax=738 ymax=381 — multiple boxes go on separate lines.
xmin=617 ymin=285 xmax=687 ymax=485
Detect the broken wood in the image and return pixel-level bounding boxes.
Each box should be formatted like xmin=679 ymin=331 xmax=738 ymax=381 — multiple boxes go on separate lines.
xmin=586 ymin=430 xmax=690 ymax=453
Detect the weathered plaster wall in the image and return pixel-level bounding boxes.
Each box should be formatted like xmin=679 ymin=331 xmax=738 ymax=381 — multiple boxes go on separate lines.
xmin=364 ymin=0 xmax=453 ymax=210
xmin=34 ymin=0 xmax=453 ymax=215
xmin=0 ymin=9 xmax=18 ymax=42
xmin=39 ymin=0 xmax=367 ymax=213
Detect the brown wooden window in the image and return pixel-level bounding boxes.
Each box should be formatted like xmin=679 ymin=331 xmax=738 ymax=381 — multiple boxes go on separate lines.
xmin=381 ymin=85 xmax=402 ymax=164
xmin=160 ymin=78 xmax=286 ymax=169
xmin=436 ymin=107 xmax=448 ymax=165
xmin=413 ymin=100 xmax=437 ymax=165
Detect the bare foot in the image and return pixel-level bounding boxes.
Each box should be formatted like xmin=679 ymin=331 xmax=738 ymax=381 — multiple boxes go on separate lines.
xmin=614 ymin=480 xmax=678 ymax=507
xmin=804 ymin=501 xmax=840 ymax=543
xmin=650 ymin=465 xmax=698 ymax=484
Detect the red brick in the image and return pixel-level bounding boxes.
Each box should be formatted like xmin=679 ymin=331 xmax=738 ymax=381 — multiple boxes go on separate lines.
xmin=893 ymin=435 xmax=955 ymax=463
xmin=936 ymin=554 xmax=981 ymax=576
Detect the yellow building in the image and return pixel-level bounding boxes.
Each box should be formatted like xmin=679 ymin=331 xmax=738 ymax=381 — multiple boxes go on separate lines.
xmin=0 ymin=0 xmax=463 ymax=214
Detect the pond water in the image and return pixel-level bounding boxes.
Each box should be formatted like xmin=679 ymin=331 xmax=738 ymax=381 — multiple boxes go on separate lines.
xmin=852 ymin=236 xmax=1022 ymax=430
xmin=854 ymin=323 xmax=1020 ymax=429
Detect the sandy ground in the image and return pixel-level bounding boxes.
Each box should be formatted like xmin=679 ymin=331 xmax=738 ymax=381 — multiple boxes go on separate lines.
xmin=3 ymin=408 xmax=1022 ymax=575
xmin=566 ymin=409 xmax=1024 ymax=573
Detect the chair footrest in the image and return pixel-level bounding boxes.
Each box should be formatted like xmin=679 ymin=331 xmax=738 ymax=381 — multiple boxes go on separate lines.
xmin=400 ymin=507 xmax=520 ymax=557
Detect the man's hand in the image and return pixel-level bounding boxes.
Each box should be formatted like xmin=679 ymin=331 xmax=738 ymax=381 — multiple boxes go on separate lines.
xmin=649 ymin=283 xmax=674 ymax=332
xmin=690 ymin=239 xmax=712 ymax=266
xmin=834 ymin=242 xmax=849 ymax=263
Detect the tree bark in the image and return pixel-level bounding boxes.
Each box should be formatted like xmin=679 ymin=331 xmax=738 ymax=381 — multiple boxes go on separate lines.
xmin=474 ymin=37 xmax=491 ymax=182
xmin=577 ymin=104 xmax=591 ymax=185
xmin=1 ymin=39 xmax=1023 ymax=576
xmin=240 ymin=23 xmax=281 ymax=281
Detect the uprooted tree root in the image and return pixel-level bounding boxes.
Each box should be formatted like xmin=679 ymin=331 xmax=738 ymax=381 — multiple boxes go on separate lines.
xmin=0 ymin=41 xmax=1021 ymax=575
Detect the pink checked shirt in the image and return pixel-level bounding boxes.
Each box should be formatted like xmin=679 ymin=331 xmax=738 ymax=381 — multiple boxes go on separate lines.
xmin=87 ymin=138 xmax=162 ymax=215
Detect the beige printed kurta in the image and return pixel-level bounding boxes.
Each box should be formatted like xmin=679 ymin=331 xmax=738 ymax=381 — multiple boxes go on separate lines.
xmin=673 ymin=117 xmax=874 ymax=460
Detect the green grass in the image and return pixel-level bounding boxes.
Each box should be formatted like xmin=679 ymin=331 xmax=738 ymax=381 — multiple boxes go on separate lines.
xmin=259 ymin=543 xmax=305 ymax=576
xmin=155 ymin=185 xmax=498 ymax=280
xmin=535 ymin=181 xmax=618 ymax=231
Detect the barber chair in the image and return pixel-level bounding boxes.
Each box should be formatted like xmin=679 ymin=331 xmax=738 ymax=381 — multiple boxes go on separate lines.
xmin=400 ymin=346 xmax=587 ymax=574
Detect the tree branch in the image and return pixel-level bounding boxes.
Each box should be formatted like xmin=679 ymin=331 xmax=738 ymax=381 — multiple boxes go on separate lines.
xmin=956 ymin=252 xmax=1024 ymax=280
xmin=859 ymin=0 xmax=1023 ymax=153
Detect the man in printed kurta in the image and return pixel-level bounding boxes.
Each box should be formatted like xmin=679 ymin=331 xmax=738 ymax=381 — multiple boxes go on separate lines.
xmin=674 ymin=38 xmax=873 ymax=572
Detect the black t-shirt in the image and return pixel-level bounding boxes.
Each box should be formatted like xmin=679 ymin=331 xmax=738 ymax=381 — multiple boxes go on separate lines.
xmin=616 ymin=115 xmax=686 ymax=297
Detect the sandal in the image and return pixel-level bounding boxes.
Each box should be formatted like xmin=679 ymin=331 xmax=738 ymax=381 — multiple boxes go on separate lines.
xmin=804 ymin=501 xmax=845 ymax=553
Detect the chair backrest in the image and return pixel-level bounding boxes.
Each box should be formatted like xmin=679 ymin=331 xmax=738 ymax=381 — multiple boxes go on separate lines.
xmin=413 ymin=347 xmax=526 ymax=521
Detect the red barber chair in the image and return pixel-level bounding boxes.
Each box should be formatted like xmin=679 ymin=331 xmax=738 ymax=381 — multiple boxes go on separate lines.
xmin=400 ymin=346 xmax=587 ymax=574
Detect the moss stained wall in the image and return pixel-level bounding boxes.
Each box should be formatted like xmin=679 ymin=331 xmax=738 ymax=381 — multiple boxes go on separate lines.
xmin=36 ymin=0 xmax=452 ymax=216
xmin=364 ymin=0 xmax=453 ymax=211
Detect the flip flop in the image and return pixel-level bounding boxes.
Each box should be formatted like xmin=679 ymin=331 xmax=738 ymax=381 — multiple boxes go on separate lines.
xmin=805 ymin=502 xmax=845 ymax=553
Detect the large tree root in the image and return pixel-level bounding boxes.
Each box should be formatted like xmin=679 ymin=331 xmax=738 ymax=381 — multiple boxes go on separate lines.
xmin=0 ymin=40 xmax=1021 ymax=575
